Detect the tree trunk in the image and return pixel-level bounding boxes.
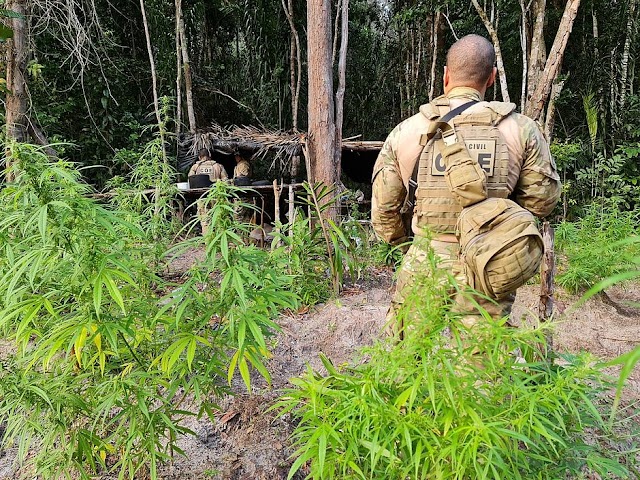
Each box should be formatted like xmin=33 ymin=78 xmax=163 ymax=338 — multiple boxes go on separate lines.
xmin=527 ymin=0 xmax=547 ymax=103
xmin=5 ymin=0 xmax=28 ymax=145
xmin=282 ymin=0 xmax=302 ymax=130
xmin=140 ymin=0 xmax=167 ymax=162
xmin=619 ymin=0 xmax=638 ymax=112
xmin=177 ymin=0 xmax=196 ymax=133
xmin=519 ymin=0 xmax=529 ymax=111
xmin=175 ymin=0 xmax=183 ymax=136
xmin=334 ymin=0 xmax=349 ymax=176
xmin=525 ymin=0 xmax=581 ymax=122
xmin=307 ymin=0 xmax=337 ymax=188
xmin=471 ymin=0 xmax=510 ymax=102
xmin=428 ymin=11 xmax=441 ymax=101
xmin=538 ymin=222 xmax=555 ymax=358
xmin=544 ymin=76 xmax=566 ymax=141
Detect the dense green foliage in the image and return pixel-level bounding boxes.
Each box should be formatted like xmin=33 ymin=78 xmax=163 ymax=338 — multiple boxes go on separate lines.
xmin=278 ymin=252 xmax=633 ymax=480
xmin=0 ymin=144 xmax=304 ymax=477
xmin=555 ymin=203 xmax=640 ymax=293
xmin=4 ymin=0 xmax=635 ymax=209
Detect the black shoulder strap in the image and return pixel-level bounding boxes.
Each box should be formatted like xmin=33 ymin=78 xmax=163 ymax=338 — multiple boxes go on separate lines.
xmin=405 ymin=100 xmax=478 ymax=212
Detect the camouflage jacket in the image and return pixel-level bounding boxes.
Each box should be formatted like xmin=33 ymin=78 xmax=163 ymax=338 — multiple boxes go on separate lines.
xmin=371 ymin=87 xmax=561 ymax=245
xmin=233 ymin=160 xmax=252 ymax=178
xmin=189 ymin=160 xmax=228 ymax=182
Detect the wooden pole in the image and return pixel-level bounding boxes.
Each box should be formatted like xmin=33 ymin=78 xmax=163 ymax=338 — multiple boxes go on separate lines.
xmin=273 ymin=180 xmax=282 ymax=246
xmin=538 ymin=221 xmax=555 ymax=357
xmin=288 ymin=184 xmax=295 ymax=239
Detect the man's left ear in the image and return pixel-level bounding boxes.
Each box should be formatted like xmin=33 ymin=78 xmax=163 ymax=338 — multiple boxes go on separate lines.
xmin=486 ymin=67 xmax=497 ymax=88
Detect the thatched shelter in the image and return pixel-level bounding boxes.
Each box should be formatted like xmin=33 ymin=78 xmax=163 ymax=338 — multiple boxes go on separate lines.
xmin=178 ymin=125 xmax=383 ymax=184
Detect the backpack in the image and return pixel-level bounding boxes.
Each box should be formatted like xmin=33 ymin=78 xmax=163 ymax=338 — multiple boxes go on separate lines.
xmin=407 ymin=102 xmax=544 ymax=299
xmin=455 ymin=197 xmax=543 ymax=299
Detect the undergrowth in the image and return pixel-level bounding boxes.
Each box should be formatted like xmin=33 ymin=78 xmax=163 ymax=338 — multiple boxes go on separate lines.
xmin=555 ymin=202 xmax=640 ymax=293
xmin=0 ymin=144 xmax=299 ymax=478
xmin=278 ymin=249 xmax=634 ymax=479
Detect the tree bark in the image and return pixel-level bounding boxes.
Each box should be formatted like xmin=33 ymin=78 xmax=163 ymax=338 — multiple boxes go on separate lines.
xmin=177 ymin=0 xmax=196 ymax=133
xmin=544 ymin=76 xmax=566 ymax=141
xmin=428 ymin=11 xmax=441 ymax=101
xmin=471 ymin=0 xmax=510 ymax=102
xmin=140 ymin=0 xmax=167 ymax=161
xmin=538 ymin=222 xmax=555 ymax=357
xmin=527 ymin=0 xmax=547 ymax=103
xmin=175 ymin=0 xmax=183 ymax=135
xmin=619 ymin=0 xmax=638 ymax=112
xmin=519 ymin=0 xmax=530 ymax=111
xmin=525 ymin=0 xmax=581 ymax=122
xmin=334 ymin=0 xmax=349 ymax=176
xmin=282 ymin=0 xmax=302 ymax=130
xmin=307 ymin=0 xmax=337 ymax=189
xmin=5 ymin=0 xmax=28 ymax=145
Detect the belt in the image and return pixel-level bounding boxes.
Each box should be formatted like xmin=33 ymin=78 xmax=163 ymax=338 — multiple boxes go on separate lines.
xmin=432 ymin=234 xmax=458 ymax=243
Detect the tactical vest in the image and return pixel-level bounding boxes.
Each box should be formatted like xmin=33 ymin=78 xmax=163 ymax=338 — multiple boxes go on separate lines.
xmin=191 ymin=160 xmax=226 ymax=180
xmin=415 ymin=103 xmax=514 ymax=234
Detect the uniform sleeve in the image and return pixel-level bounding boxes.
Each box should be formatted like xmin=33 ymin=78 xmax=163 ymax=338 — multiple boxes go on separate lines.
xmin=188 ymin=163 xmax=198 ymax=177
xmin=219 ymin=164 xmax=229 ymax=180
xmin=234 ymin=162 xmax=251 ymax=178
xmin=512 ymin=122 xmax=561 ymax=218
xmin=371 ymin=128 xmax=409 ymax=245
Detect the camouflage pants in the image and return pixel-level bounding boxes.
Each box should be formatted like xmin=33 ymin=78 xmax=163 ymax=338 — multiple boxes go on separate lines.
xmin=387 ymin=236 xmax=514 ymax=338
xmin=196 ymin=198 xmax=211 ymax=236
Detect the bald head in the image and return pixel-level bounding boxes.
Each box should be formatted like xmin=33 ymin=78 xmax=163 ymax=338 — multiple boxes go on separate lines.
xmin=445 ymin=35 xmax=496 ymax=92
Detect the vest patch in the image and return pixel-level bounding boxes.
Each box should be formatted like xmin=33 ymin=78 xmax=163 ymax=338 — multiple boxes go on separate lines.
xmin=431 ymin=139 xmax=496 ymax=176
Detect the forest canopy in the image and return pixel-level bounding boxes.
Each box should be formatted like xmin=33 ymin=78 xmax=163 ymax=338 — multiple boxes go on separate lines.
xmin=1 ymin=0 xmax=639 ymax=214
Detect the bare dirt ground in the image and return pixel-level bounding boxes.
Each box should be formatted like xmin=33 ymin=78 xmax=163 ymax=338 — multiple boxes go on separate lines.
xmin=1 ymin=261 xmax=639 ymax=479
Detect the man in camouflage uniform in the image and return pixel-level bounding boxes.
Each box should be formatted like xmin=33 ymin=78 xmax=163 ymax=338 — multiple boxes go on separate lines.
xmin=232 ymin=153 xmax=254 ymax=225
xmin=189 ymin=148 xmax=228 ymax=235
xmin=233 ymin=153 xmax=252 ymax=181
xmin=371 ymin=34 xmax=561 ymax=336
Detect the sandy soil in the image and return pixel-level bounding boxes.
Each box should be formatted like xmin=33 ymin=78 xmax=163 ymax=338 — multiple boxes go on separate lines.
xmin=1 ymin=264 xmax=639 ymax=479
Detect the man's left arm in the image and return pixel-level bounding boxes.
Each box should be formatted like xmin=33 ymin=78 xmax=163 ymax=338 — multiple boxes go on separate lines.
xmin=512 ymin=123 xmax=561 ymax=218
xmin=371 ymin=130 xmax=410 ymax=246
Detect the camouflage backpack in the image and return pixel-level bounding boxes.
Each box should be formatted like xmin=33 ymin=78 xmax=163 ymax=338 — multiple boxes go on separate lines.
xmin=406 ymin=101 xmax=545 ymax=298
xmin=439 ymin=128 xmax=544 ymax=299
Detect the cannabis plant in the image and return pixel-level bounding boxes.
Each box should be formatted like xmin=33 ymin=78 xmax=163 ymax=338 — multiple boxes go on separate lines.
xmin=278 ymin=249 xmax=629 ymax=480
xmin=0 ymin=144 xmax=298 ymax=479
xmin=555 ymin=202 xmax=639 ymax=293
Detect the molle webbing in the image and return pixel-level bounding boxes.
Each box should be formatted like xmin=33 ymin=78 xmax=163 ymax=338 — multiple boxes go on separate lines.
xmin=415 ymin=110 xmax=511 ymax=234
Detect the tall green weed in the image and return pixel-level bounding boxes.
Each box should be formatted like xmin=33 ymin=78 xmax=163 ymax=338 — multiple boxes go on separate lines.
xmin=278 ymin=250 xmax=629 ymax=480
xmin=555 ymin=203 xmax=639 ymax=293
xmin=0 ymin=144 xmax=298 ymax=478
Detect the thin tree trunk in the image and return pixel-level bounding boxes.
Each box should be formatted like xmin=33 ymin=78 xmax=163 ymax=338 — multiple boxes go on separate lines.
xmin=177 ymin=0 xmax=196 ymax=133
xmin=471 ymin=0 xmax=511 ymax=102
xmin=429 ymin=11 xmax=441 ymax=101
xmin=332 ymin=0 xmax=342 ymax=65
xmin=5 ymin=0 xmax=28 ymax=148
xmin=282 ymin=0 xmax=302 ymax=130
xmin=538 ymin=222 xmax=555 ymax=359
xmin=334 ymin=0 xmax=349 ymax=176
xmin=519 ymin=0 xmax=529 ymax=111
xmin=592 ymin=7 xmax=599 ymax=59
xmin=619 ymin=0 xmax=638 ymax=112
xmin=528 ymin=0 xmax=546 ymax=102
xmin=140 ymin=0 xmax=161 ymax=127
xmin=544 ymin=76 xmax=566 ymax=141
xmin=175 ymin=0 xmax=183 ymax=136
xmin=525 ymin=0 xmax=581 ymax=122
xmin=307 ymin=0 xmax=337 ymax=189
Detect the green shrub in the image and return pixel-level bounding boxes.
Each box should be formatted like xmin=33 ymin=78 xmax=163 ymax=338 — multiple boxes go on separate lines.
xmin=278 ymin=252 xmax=628 ymax=480
xmin=0 ymin=144 xmax=298 ymax=478
xmin=555 ymin=203 xmax=639 ymax=293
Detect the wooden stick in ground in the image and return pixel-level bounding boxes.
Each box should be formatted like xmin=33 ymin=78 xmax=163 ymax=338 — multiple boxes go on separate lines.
xmin=288 ymin=184 xmax=295 ymax=240
xmin=273 ymin=180 xmax=282 ymax=246
xmin=538 ymin=221 xmax=555 ymax=357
